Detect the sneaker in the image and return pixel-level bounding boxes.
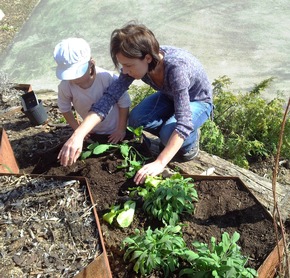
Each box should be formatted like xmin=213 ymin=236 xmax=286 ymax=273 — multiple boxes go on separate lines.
xmin=179 ymin=142 xmax=199 ymax=162
xmin=142 ymin=134 xmax=151 ymax=150
xmin=177 ymin=129 xmax=200 ymax=162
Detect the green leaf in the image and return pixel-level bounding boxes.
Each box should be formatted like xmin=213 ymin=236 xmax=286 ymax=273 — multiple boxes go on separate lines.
xmin=87 ymin=142 xmax=99 ymax=150
xmin=130 ymin=250 xmax=143 ymax=261
xmin=127 ymin=126 xmax=144 ymax=138
xmin=184 ymin=250 xmax=199 ymax=262
xmin=93 ymin=144 xmax=115 ymax=155
xmin=117 ymin=201 xmax=136 ymax=228
xmin=102 ymin=204 xmax=121 ymax=224
xmin=80 ymin=150 xmax=92 ymax=160
xmin=120 ymin=144 xmax=130 ymax=157
xmin=231 ymin=231 xmax=240 ymax=243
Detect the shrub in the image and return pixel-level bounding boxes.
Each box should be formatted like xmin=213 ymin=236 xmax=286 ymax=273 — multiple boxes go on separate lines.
xmin=201 ymin=76 xmax=289 ymax=168
xmin=128 ymin=84 xmax=156 ymax=110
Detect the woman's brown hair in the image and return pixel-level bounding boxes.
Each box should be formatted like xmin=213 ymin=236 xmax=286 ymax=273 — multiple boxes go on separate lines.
xmin=110 ymin=21 xmax=160 ymax=72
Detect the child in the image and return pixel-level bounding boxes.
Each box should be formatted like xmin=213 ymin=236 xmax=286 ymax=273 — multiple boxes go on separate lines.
xmin=53 ymin=37 xmax=131 ymax=144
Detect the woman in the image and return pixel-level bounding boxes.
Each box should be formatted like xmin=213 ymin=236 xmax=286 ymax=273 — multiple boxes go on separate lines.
xmin=58 ymin=22 xmax=213 ymax=185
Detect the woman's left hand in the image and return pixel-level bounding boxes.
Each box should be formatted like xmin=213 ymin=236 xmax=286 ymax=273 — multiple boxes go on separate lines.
xmin=134 ymin=161 xmax=165 ymax=185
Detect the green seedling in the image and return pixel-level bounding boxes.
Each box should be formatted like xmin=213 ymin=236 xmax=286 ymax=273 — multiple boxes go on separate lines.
xmin=102 ymin=204 xmax=121 ymax=224
xmin=80 ymin=127 xmax=150 ymax=178
xmin=179 ymin=231 xmax=258 ymax=277
xmin=116 ymin=143 xmax=149 ymax=178
xmin=55 ymin=116 xmax=67 ymax=124
xmin=80 ymin=141 xmax=119 ymax=160
xmin=103 ymin=200 xmax=136 ymax=228
xmin=116 ymin=200 xmax=136 ymax=228
xmin=127 ymin=126 xmax=144 ymax=143
xmin=122 ymin=225 xmax=186 ymax=277
xmin=130 ymin=173 xmax=198 ymax=225
xmin=144 ymin=175 xmax=164 ymax=188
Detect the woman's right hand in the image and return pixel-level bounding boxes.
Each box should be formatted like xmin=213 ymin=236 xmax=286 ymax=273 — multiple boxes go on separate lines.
xmin=57 ymin=133 xmax=84 ymax=166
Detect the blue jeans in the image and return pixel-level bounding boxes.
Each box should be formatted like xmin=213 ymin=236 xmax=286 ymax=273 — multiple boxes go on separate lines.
xmin=128 ymin=91 xmax=212 ymax=154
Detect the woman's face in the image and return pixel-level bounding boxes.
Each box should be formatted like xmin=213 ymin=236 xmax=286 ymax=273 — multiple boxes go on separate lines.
xmin=116 ymin=53 xmax=152 ymax=79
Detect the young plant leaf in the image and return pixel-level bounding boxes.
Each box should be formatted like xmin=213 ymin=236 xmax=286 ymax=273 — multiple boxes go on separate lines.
xmin=120 ymin=144 xmax=130 ymax=157
xmin=127 ymin=126 xmax=144 ymax=140
xmin=102 ymin=204 xmax=121 ymax=224
xmin=117 ymin=200 xmax=136 ymax=228
xmin=93 ymin=144 xmax=115 ymax=155
xmin=80 ymin=150 xmax=92 ymax=160
xmin=145 ymin=175 xmax=164 ymax=187
xmin=87 ymin=142 xmax=100 ymax=150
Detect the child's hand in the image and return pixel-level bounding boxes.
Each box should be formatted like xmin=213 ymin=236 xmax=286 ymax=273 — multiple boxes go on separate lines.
xmin=108 ymin=130 xmax=126 ymax=144
xmin=57 ymin=133 xmax=84 ymax=166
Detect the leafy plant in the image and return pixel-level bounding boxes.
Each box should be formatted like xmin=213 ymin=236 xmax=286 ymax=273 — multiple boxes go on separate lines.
xmin=130 ymin=173 xmax=198 ymax=225
xmin=179 ymin=231 xmax=258 ymax=277
xmin=122 ymin=226 xmax=258 ymax=277
xmin=128 ymin=84 xmax=156 ymax=110
xmin=116 ymin=141 xmax=149 ymax=178
xmin=102 ymin=204 xmax=121 ymax=224
xmin=201 ymin=75 xmax=290 ymax=168
xmin=80 ymin=141 xmax=119 ymax=160
xmin=127 ymin=126 xmax=144 ymax=143
xmin=200 ymin=120 xmax=225 ymax=157
xmin=122 ymin=225 xmax=186 ymax=277
xmin=80 ymin=130 xmax=150 ymax=178
xmin=0 ymin=23 xmax=16 ymax=32
xmin=103 ymin=200 xmax=136 ymax=228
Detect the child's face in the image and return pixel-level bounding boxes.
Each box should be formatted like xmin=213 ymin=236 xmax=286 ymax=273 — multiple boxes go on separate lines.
xmin=69 ymin=63 xmax=93 ymax=88
xmin=116 ymin=53 xmax=152 ymax=79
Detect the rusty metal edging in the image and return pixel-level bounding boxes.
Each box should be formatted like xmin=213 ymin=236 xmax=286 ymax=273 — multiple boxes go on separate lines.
xmin=0 ymin=128 xmax=19 ymax=174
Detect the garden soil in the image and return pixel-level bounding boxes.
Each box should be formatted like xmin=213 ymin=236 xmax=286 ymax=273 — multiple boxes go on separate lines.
xmin=30 ymin=141 xmax=278 ymax=277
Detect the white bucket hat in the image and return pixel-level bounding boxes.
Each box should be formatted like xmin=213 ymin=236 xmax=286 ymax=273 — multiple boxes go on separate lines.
xmin=53 ymin=38 xmax=91 ymax=80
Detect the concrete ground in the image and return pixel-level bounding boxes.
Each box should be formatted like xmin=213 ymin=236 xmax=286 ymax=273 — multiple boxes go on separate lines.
xmin=0 ymin=0 xmax=289 ymax=101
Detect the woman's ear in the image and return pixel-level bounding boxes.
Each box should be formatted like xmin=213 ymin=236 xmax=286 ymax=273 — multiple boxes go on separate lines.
xmin=144 ymin=54 xmax=152 ymax=64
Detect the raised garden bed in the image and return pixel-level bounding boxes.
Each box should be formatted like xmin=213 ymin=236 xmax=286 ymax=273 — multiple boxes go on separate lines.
xmin=0 ymin=173 xmax=111 ymax=278
xmin=29 ymin=136 xmax=282 ymax=278
xmin=0 ymin=128 xmax=19 ymax=174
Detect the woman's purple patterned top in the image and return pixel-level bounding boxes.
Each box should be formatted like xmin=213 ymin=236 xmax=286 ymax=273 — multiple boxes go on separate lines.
xmin=90 ymin=45 xmax=212 ymax=138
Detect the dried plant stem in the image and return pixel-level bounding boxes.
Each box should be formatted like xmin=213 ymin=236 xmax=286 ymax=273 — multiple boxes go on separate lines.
xmin=272 ymin=97 xmax=290 ymax=278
